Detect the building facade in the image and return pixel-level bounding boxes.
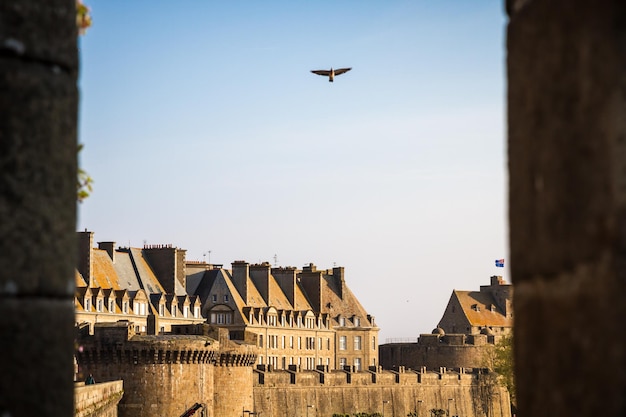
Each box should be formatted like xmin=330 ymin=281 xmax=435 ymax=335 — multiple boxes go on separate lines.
xmin=187 ymin=261 xmax=379 ymax=371
xmin=437 ymin=275 xmax=513 ymax=336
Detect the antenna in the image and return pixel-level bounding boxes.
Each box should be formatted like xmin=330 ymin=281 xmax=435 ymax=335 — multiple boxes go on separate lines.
xmin=203 ymin=250 xmax=212 ymax=264
xmin=273 ymin=254 xmax=278 ymax=267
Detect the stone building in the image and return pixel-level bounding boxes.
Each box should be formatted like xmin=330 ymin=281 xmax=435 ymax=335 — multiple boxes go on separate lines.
xmin=75 ymin=231 xmax=205 ymax=336
xmin=379 ymin=276 xmax=513 ymax=371
xmin=437 ymin=276 xmax=513 ymax=336
xmin=186 ymin=260 xmax=379 ymax=372
xmin=75 ymin=322 xmax=258 ymax=417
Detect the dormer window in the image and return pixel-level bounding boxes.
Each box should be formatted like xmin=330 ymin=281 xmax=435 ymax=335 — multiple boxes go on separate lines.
xmin=471 ymin=304 xmax=480 ymax=312
xmin=212 ymin=294 xmax=217 ymax=303
xmin=339 ymin=317 xmax=346 ymax=326
xmin=354 ymin=317 xmax=360 ymax=327
xmin=223 ymin=294 xmax=229 ymax=302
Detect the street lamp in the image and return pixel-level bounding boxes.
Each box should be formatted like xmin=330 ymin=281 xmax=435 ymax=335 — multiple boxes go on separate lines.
xmin=417 ymin=400 xmax=423 ymax=417
xmin=382 ymin=400 xmax=389 ymax=417
xmin=447 ymin=399 xmax=454 ymax=417
xmin=307 ymin=405 xmax=315 ymax=417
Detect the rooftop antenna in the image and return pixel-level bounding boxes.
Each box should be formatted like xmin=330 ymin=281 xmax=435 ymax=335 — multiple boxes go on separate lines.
xmin=273 ymin=254 xmax=278 ymax=267
xmin=203 ymin=250 xmax=212 ymax=264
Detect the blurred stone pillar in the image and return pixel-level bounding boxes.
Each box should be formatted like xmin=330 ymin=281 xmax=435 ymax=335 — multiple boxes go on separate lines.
xmin=507 ymin=0 xmax=626 ymax=416
xmin=0 ymin=1 xmax=78 ymax=416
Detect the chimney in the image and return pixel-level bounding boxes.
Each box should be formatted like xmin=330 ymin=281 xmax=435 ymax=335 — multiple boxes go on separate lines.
xmin=98 ymin=241 xmax=116 ymax=263
xmin=299 ymin=263 xmax=323 ymax=312
xmin=273 ymin=267 xmax=297 ymax=308
xmin=77 ymin=230 xmax=94 ymax=286
xmin=250 ymin=262 xmax=272 ymax=304
xmin=231 ymin=261 xmax=249 ymax=304
xmin=333 ymin=266 xmax=345 ymax=299
xmin=143 ymin=245 xmax=186 ymax=294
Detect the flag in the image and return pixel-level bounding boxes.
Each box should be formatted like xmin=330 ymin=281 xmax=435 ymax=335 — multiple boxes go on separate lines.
xmin=495 ymin=259 xmax=504 ymax=267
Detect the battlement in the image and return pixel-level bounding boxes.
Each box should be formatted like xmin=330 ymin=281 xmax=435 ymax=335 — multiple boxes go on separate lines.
xmin=253 ymin=365 xmax=491 ymax=387
xmin=76 ymin=321 xmax=258 ymax=367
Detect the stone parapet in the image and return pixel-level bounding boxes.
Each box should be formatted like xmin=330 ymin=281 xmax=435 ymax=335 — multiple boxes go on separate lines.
xmin=74 ymin=380 xmax=124 ymax=417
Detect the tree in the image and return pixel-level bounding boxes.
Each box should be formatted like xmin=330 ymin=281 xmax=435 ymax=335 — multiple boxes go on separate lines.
xmin=492 ymin=335 xmax=516 ymax=407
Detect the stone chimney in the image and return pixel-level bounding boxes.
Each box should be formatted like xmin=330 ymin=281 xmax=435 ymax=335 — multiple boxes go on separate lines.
xmin=77 ymin=230 xmax=94 ymax=286
xmin=98 ymin=241 xmax=116 ymax=263
xmin=300 ymin=263 xmax=324 ymax=312
xmin=143 ymin=245 xmax=187 ymax=294
xmin=333 ymin=266 xmax=345 ymax=299
xmin=250 ymin=262 xmax=272 ymax=304
xmin=482 ymin=275 xmax=513 ymax=318
xmin=231 ymin=261 xmax=249 ymax=304
xmin=273 ymin=267 xmax=298 ymax=307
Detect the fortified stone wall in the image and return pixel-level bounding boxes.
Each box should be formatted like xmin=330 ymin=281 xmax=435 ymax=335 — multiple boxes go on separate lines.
xmin=74 ymin=380 xmax=124 ymax=417
xmin=252 ymin=367 xmax=510 ymax=417
xmin=76 ymin=322 xmax=258 ymax=417
xmin=379 ymin=334 xmax=496 ymax=370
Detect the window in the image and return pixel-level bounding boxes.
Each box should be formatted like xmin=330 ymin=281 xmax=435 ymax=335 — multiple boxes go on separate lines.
xmin=212 ymin=294 xmax=217 ymax=303
xmin=354 ymin=336 xmax=362 ymax=350
xmin=96 ymin=299 xmax=103 ymax=312
xmin=183 ymin=306 xmax=189 ymax=318
xmin=122 ymin=301 xmax=128 ymax=314
xmin=108 ymin=299 xmax=114 ymax=312
xmin=171 ymin=306 xmax=177 ymax=317
xmin=339 ymin=336 xmax=347 ymax=350
xmin=354 ymin=317 xmax=360 ymax=327
xmin=339 ymin=358 xmax=347 ymax=369
xmin=327 ymin=338 xmax=330 ymax=350
xmin=354 ymin=358 xmax=361 ymax=371
xmin=85 ymin=298 xmax=91 ymax=311
xmin=223 ymin=294 xmax=229 ymax=302
xmin=298 ymin=337 xmax=302 ymax=350
xmin=210 ymin=312 xmax=232 ymax=324
xmin=259 ymin=334 xmax=264 ymax=348
xmin=339 ymin=317 xmax=346 ymax=326
xmin=282 ymin=336 xmax=286 ymax=349
xmin=194 ymin=306 xmax=200 ymax=318
xmin=159 ymin=304 xmax=164 ymax=316
xmin=372 ymin=336 xmax=376 ymax=350
xmin=318 ymin=337 xmax=322 ymax=350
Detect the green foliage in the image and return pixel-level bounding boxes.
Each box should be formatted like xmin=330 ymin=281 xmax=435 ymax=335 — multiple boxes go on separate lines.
xmin=492 ymin=335 xmax=516 ymax=406
xmin=76 ymin=0 xmax=92 ymax=35
xmin=77 ymin=144 xmax=93 ymax=202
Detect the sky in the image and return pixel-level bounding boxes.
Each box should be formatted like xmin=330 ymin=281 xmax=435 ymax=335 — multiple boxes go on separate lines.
xmin=77 ymin=1 xmax=509 ymax=343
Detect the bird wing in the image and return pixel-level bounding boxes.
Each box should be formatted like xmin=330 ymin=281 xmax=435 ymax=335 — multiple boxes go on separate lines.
xmin=333 ymin=67 xmax=352 ymax=75
xmin=311 ymin=70 xmax=331 ymax=76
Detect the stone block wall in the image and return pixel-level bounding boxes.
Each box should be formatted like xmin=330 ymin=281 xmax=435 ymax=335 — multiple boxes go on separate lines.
xmin=252 ymin=369 xmax=510 ymax=417
xmin=74 ymin=380 xmax=124 ymax=417
xmin=379 ymin=335 xmax=494 ymax=370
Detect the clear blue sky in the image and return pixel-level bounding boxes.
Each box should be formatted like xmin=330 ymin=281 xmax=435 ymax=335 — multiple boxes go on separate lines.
xmin=78 ymin=1 xmax=509 ymax=342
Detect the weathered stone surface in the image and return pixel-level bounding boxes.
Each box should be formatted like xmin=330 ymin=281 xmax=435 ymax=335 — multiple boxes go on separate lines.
xmin=0 ymin=1 xmax=78 ymax=71
xmin=507 ymin=0 xmax=626 ymax=416
xmin=0 ymin=299 xmax=75 ymax=416
xmin=75 ymin=380 xmax=124 ymax=417
xmin=0 ymin=56 xmax=77 ymax=296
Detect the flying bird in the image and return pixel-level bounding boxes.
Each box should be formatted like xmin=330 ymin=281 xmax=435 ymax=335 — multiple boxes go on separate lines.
xmin=310 ymin=67 xmax=352 ymax=82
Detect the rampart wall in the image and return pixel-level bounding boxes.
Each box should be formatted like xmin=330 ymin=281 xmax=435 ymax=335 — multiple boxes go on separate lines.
xmin=253 ymin=367 xmax=510 ymax=417
xmin=379 ymin=334 xmax=496 ymax=370
xmin=76 ymin=323 xmax=258 ymax=417
xmin=74 ymin=380 xmax=124 ymax=417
